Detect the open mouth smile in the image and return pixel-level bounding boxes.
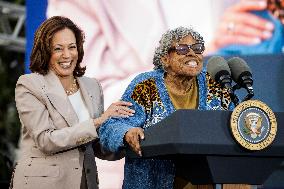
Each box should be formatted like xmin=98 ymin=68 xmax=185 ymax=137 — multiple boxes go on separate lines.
xmin=58 ymin=61 xmax=72 ymax=69
xmin=184 ymin=60 xmax=198 ymax=68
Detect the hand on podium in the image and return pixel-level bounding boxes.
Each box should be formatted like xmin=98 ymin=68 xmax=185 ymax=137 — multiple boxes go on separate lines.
xmin=124 ymin=128 xmax=144 ymax=156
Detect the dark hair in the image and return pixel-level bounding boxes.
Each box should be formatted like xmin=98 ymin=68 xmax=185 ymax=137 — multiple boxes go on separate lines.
xmin=30 ymin=16 xmax=86 ymax=76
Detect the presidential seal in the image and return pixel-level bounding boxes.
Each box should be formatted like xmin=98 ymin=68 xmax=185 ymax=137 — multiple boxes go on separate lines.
xmin=230 ymin=100 xmax=277 ymax=150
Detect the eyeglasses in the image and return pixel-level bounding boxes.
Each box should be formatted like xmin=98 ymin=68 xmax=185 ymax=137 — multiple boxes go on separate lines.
xmin=168 ymin=43 xmax=205 ymax=55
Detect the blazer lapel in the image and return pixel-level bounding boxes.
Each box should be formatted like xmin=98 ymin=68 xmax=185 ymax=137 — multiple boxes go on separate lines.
xmin=43 ymin=71 xmax=79 ymax=126
xmin=77 ymin=77 xmax=97 ymax=119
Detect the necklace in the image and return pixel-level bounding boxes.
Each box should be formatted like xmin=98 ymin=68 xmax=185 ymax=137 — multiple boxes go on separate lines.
xmin=65 ymin=78 xmax=78 ymax=95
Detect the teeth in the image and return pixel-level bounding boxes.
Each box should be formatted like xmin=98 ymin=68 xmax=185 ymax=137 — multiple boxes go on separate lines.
xmin=185 ymin=60 xmax=197 ymax=67
xmin=59 ymin=61 xmax=72 ymax=69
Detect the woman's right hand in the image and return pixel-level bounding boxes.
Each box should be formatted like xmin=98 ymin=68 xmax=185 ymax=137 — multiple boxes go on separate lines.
xmin=124 ymin=127 xmax=144 ymax=156
xmin=94 ymin=101 xmax=135 ymax=128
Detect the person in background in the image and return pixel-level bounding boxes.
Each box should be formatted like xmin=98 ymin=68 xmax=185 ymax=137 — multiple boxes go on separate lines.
xmin=10 ymin=16 xmax=134 ymax=189
xmin=209 ymin=0 xmax=284 ymax=55
xmin=98 ymin=26 xmax=251 ymax=189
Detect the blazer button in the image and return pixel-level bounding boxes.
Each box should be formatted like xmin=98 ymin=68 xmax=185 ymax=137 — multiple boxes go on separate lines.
xmin=96 ymin=174 xmax=99 ymax=184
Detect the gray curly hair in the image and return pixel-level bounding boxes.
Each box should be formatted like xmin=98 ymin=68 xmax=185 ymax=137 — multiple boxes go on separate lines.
xmin=153 ymin=26 xmax=204 ymax=70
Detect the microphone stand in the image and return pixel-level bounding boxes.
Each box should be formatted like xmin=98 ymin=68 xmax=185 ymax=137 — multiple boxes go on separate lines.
xmin=228 ymin=87 xmax=240 ymax=107
xmin=243 ymin=87 xmax=254 ymax=101
xmin=242 ymin=75 xmax=254 ymax=101
xmin=219 ymin=75 xmax=240 ymax=107
xmin=232 ymin=83 xmax=254 ymax=103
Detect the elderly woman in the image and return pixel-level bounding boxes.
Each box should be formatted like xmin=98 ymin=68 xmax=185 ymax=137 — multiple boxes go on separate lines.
xmin=99 ymin=26 xmax=237 ymax=189
xmin=10 ymin=16 xmax=134 ymax=189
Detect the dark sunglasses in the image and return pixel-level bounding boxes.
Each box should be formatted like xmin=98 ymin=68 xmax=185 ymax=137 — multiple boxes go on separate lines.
xmin=169 ymin=43 xmax=205 ymax=55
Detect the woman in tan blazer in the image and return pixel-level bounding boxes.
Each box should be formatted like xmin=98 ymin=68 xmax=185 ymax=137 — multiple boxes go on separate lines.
xmin=10 ymin=16 xmax=134 ymax=189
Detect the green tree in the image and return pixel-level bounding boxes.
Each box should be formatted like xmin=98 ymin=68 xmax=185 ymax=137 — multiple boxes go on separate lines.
xmin=0 ymin=49 xmax=24 ymax=183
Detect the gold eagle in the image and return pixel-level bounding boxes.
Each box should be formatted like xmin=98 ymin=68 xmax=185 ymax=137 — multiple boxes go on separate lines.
xmin=244 ymin=112 xmax=263 ymax=138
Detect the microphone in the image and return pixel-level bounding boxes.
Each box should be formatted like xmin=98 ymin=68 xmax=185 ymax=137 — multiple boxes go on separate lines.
xmin=207 ymin=56 xmax=231 ymax=88
xmin=207 ymin=56 xmax=239 ymax=106
xmin=227 ymin=57 xmax=254 ymax=101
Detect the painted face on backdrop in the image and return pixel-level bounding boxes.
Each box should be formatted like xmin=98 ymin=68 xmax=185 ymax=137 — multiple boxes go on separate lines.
xmin=49 ymin=28 xmax=78 ymax=77
xmin=163 ymin=35 xmax=204 ymax=77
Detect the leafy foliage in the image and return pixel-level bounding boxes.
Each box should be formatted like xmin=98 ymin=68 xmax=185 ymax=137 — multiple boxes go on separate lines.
xmin=0 ymin=49 xmax=24 ymax=187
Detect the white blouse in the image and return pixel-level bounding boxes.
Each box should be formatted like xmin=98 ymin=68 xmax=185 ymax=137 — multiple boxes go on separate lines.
xmin=68 ymin=90 xmax=90 ymax=123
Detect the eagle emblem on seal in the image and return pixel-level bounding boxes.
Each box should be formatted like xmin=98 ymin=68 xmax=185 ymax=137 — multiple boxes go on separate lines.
xmin=244 ymin=112 xmax=263 ymax=139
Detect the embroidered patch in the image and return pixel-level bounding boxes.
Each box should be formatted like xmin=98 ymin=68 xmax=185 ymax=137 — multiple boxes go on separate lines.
xmin=206 ymin=73 xmax=231 ymax=110
xmin=131 ymin=78 xmax=163 ymax=114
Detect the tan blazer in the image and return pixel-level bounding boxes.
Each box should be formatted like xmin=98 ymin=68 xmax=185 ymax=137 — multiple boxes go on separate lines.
xmin=11 ymin=71 xmax=118 ymax=189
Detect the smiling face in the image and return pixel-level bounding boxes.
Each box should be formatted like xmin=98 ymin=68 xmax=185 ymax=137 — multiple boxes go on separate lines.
xmin=49 ymin=28 xmax=78 ymax=78
xmin=162 ymin=35 xmax=203 ymax=78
